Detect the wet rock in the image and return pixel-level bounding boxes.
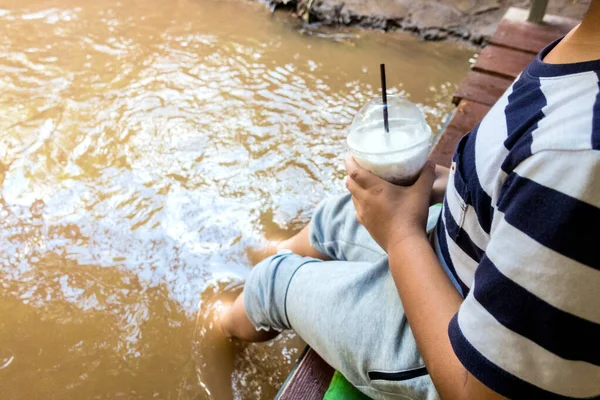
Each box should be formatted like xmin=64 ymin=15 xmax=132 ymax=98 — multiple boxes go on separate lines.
xmin=260 ymin=0 xmax=590 ymax=45
xmin=409 ymin=2 xmax=463 ymax=30
xmin=421 ymin=27 xmax=449 ymax=41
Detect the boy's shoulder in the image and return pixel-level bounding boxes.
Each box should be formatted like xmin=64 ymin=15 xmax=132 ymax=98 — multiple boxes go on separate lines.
xmin=528 ymin=70 xmax=600 ymax=155
xmin=490 ymin=69 xmax=600 ymax=180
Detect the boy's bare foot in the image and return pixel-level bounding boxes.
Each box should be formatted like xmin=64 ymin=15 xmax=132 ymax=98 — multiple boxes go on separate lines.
xmin=246 ymin=240 xmax=281 ymax=266
xmin=193 ymin=278 xmax=244 ymax=400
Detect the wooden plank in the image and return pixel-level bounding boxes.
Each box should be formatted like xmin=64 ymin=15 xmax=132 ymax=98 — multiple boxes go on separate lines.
xmin=473 ymin=45 xmax=535 ymax=80
xmin=490 ymin=18 xmax=577 ymax=54
xmin=276 ymin=347 xmax=334 ymax=400
xmin=430 ymin=100 xmax=491 ymax=167
xmin=453 ymin=70 xmax=512 ymax=107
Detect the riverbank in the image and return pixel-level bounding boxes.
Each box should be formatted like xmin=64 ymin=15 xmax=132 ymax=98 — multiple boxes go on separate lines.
xmin=259 ymin=0 xmax=588 ymax=44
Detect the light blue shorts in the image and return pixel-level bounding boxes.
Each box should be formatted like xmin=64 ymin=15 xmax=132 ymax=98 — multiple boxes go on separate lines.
xmin=244 ymin=194 xmax=442 ymax=400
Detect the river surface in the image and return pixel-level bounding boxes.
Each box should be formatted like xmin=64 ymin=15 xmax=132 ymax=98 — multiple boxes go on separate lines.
xmin=0 ymin=0 xmax=473 ymax=398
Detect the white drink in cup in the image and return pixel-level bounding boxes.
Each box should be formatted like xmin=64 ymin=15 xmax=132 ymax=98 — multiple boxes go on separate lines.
xmin=347 ymin=95 xmax=433 ymax=185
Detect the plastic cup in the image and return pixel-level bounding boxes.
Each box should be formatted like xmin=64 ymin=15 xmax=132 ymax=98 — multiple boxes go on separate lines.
xmin=347 ymin=95 xmax=433 ymax=185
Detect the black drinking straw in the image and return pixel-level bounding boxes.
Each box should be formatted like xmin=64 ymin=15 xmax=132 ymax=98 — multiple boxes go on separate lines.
xmin=380 ymin=63 xmax=390 ymax=133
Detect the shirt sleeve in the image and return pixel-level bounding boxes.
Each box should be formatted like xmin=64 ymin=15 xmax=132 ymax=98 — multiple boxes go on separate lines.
xmin=448 ymin=149 xmax=600 ymax=399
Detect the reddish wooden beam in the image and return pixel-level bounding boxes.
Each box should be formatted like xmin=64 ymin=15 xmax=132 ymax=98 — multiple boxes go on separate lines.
xmin=430 ymin=100 xmax=491 ymax=168
xmin=473 ymin=45 xmax=535 ymax=80
xmin=453 ymin=71 xmax=513 ymax=107
xmin=276 ymin=347 xmax=334 ymax=400
xmin=490 ymin=18 xmax=577 ymax=54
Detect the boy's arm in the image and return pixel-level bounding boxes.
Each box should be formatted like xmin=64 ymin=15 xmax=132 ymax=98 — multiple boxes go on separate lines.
xmin=345 ymin=157 xmax=504 ymax=400
xmin=387 ymin=235 xmax=505 ymax=400
xmin=346 ymin=150 xmax=600 ymax=400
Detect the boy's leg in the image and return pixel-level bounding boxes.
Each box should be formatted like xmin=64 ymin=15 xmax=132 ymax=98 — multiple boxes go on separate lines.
xmin=220 ymin=290 xmax=279 ymax=342
xmin=276 ymin=224 xmax=330 ymax=261
xmin=249 ymin=193 xmax=386 ymax=264
xmin=222 ymin=193 xmax=440 ymax=341
xmin=276 ymin=193 xmax=386 ymax=262
xmin=220 ymin=194 xmax=440 ymax=398
xmin=246 ymin=225 xmax=330 ymax=266
xmin=222 ymin=194 xmax=383 ymax=341
xmin=237 ymin=252 xmax=437 ymax=399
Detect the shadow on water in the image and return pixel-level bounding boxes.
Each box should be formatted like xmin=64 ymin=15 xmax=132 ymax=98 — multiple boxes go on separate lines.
xmin=0 ymin=0 xmax=474 ymax=398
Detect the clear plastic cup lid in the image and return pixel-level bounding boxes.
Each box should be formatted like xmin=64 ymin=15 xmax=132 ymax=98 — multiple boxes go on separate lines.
xmin=347 ymin=95 xmax=432 ymax=156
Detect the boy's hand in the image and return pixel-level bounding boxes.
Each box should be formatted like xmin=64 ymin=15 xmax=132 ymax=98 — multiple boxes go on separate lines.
xmin=345 ymin=156 xmax=436 ymax=252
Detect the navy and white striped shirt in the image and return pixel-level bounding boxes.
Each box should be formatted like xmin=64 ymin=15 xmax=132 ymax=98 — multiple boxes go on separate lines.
xmin=436 ymin=38 xmax=600 ymax=399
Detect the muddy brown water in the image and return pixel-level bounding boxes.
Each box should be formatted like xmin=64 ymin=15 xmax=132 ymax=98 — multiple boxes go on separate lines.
xmin=0 ymin=0 xmax=473 ymax=398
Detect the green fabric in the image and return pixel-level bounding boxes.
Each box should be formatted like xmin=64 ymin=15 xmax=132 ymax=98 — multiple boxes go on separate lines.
xmin=323 ymin=371 xmax=371 ymax=400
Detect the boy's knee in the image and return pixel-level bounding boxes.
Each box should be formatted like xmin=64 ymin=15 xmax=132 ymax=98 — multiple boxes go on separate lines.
xmin=244 ymin=252 xmax=321 ymax=332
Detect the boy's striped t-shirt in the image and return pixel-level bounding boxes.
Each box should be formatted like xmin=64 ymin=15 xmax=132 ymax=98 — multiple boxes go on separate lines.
xmin=435 ymin=38 xmax=600 ymax=399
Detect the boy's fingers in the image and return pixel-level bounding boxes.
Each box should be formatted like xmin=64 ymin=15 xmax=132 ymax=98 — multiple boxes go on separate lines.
xmin=345 ymin=175 xmax=365 ymax=200
xmin=345 ymin=155 xmax=383 ymax=189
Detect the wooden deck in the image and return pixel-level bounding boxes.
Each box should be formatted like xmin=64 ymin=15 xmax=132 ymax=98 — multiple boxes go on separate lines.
xmin=276 ymin=7 xmax=578 ymax=400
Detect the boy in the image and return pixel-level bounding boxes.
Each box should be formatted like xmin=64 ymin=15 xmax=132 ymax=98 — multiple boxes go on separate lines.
xmin=220 ymin=2 xmax=600 ymax=398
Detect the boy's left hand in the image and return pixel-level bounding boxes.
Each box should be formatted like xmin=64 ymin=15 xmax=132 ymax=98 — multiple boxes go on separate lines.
xmin=345 ymin=156 xmax=436 ymax=253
